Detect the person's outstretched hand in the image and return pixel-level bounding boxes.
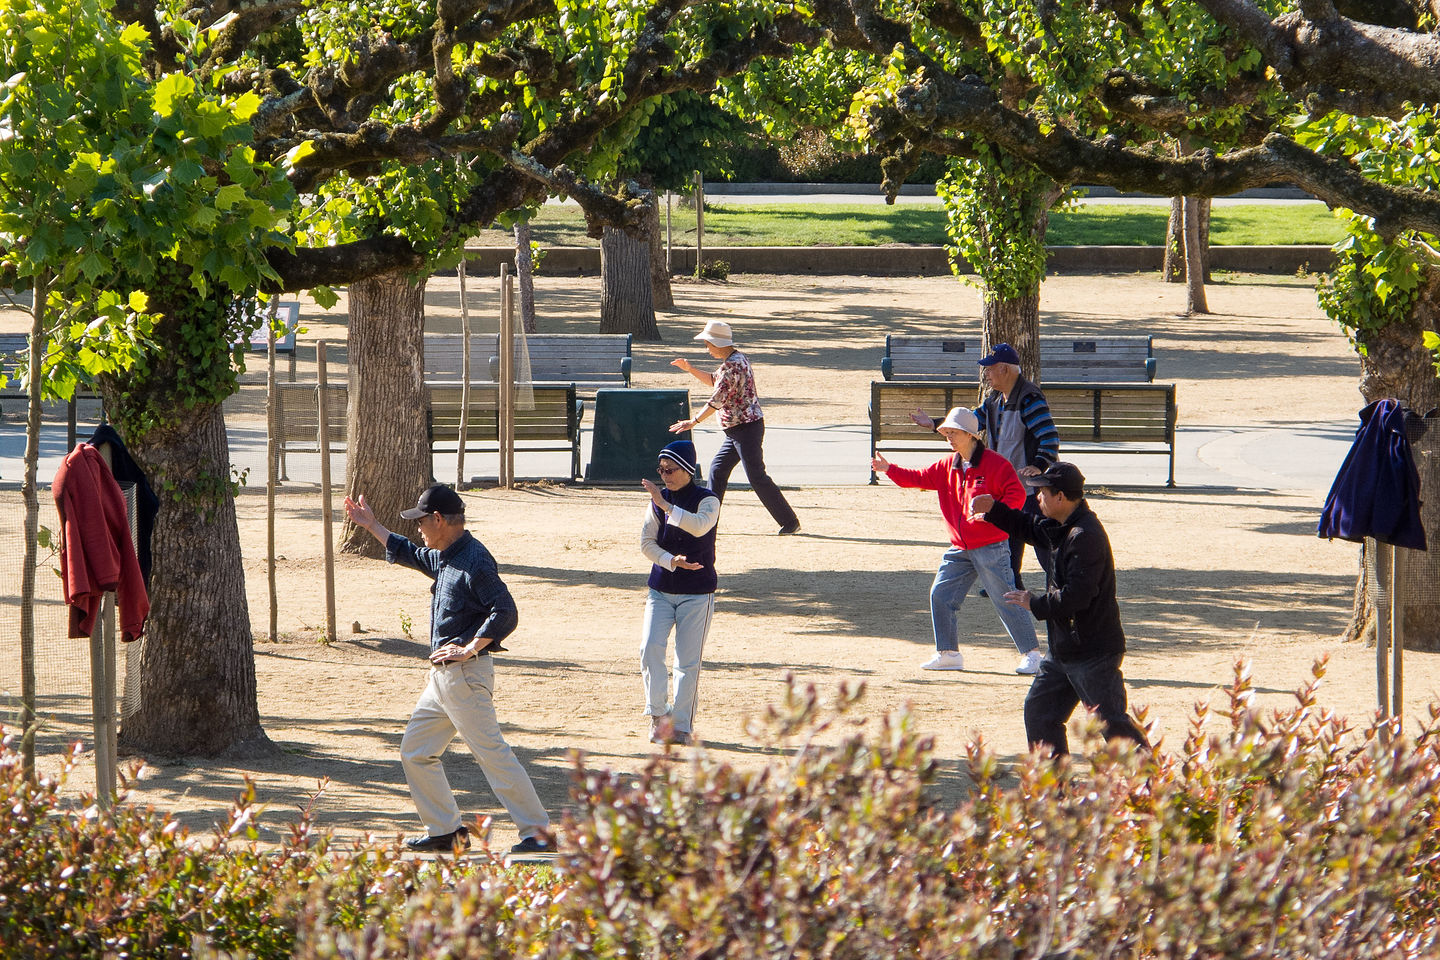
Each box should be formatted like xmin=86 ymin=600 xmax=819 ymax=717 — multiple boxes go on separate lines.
xmin=909 ymin=408 xmax=935 ymax=430
xmin=343 ymin=494 xmax=375 ymax=529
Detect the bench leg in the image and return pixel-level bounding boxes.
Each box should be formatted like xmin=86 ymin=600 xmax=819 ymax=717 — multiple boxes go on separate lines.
xmin=1167 ymin=444 xmax=1176 ymax=488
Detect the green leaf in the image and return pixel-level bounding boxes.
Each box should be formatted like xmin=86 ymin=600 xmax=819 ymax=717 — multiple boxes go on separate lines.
xmin=152 ymin=73 xmax=196 ymax=117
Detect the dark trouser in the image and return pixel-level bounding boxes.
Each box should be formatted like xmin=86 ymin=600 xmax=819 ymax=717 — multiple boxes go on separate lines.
xmin=1023 ymin=653 xmax=1148 ymax=757
xmin=709 ymin=418 xmax=799 ymax=528
xmin=1010 ymin=494 xmax=1053 ymax=590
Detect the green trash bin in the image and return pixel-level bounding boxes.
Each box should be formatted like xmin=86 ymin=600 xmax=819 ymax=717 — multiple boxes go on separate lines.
xmin=585 ymin=388 xmax=697 ymax=484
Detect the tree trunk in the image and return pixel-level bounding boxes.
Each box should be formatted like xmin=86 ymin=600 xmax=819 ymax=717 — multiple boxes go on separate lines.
xmin=19 ymin=271 xmax=49 ymax=777
xmin=981 ymin=291 xmax=1042 ymax=395
xmin=1183 ymin=197 xmax=1210 ymax=314
xmin=1163 ymin=197 xmax=1184 ymax=282
xmin=1346 ymin=270 xmax=1440 ymax=650
xmin=514 ymin=221 xmax=538 ymax=335
xmin=646 ymin=184 xmax=674 ymax=311
xmin=341 ymin=271 xmax=432 ymax=559
xmin=600 ymin=224 xmax=661 ymax=341
xmin=117 ymin=400 xmax=270 ymax=757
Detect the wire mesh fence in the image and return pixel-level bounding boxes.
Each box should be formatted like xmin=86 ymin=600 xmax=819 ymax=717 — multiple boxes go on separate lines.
xmin=0 ymin=488 xmax=141 ymax=765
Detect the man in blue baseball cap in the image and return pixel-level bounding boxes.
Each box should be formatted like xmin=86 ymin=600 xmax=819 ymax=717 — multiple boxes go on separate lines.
xmin=637 ymin=439 xmax=721 ymax=746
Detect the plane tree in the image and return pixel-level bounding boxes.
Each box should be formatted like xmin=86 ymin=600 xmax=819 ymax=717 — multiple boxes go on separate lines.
xmin=810 ymin=0 xmax=1440 ymax=643
xmin=5 ymin=0 xmax=826 ymax=756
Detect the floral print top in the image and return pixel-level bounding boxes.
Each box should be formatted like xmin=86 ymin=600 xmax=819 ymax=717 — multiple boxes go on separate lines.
xmin=706 ymin=350 xmax=763 ymax=428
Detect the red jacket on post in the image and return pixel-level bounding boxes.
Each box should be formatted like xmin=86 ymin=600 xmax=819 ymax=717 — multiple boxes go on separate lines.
xmin=52 ymin=444 xmax=150 ymax=642
xmin=884 ymin=448 xmax=1027 ymax=550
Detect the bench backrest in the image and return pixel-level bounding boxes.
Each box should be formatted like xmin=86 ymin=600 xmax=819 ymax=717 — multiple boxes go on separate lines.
xmin=0 ymin=333 xmax=28 ymax=387
xmin=505 ymin=334 xmax=632 ymax=383
xmin=427 ymin=382 xmax=578 ymax=442
xmin=1040 ymin=338 xmax=1154 ymax=383
xmin=1043 ymin=383 xmax=1175 ymax=443
xmin=883 ymin=335 xmax=1156 ymax=382
xmin=870 ymin=382 xmax=980 ymax=441
xmin=424 ymin=334 xmax=501 ymax=380
xmin=271 ymin=382 xmax=349 ymax=444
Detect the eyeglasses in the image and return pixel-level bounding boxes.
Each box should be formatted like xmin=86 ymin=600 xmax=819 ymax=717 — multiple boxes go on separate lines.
xmin=657 ymin=466 xmax=683 ymax=477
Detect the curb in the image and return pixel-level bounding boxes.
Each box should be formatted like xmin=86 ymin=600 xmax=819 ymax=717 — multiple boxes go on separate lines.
xmin=462 ymin=244 xmax=1335 ymax=277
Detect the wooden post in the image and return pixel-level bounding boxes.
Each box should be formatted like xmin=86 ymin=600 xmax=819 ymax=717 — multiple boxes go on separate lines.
xmin=1375 ymin=540 xmax=1391 ymax=740
xmin=265 ymin=302 xmax=278 ymax=644
xmin=693 ymin=172 xmax=704 ymax=278
xmin=1392 ymin=545 xmax=1404 ymax=730
xmin=90 ymin=442 xmax=117 ymax=808
xmin=666 ymin=191 xmax=673 ymax=275
xmin=458 ymin=258 xmax=472 ymax=489
xmin=500 ymin=268 xmax=516 ymax=488
xmin=317 ymin=342 xmax=338 ymax=643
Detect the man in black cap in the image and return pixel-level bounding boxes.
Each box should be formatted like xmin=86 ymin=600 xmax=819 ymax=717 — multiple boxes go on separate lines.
xmin=343 ymin=483 xmax=552 ymax=855
xmin=968 ymin=463 xmax=1148 ymax=757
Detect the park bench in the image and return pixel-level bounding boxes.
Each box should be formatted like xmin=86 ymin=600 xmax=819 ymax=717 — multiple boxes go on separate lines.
xmin=424 ymin=333 xmax=501 ymax=381
xmin=0 ymin=333 xmax=106 ymax=426
xmin=869 ymin=380 xmax=1177 ymax=486
xmin=427 ymin=382 xmax=584 ymax=481
xmin=492 ymin=333 xmax=631 ymax=395
xmin=270 ymin=381 xmax=349 ymax=480
xmin=425 ymin=333 xmax=632 ymax=396
xmin=880 ymin=335 xmax=1157 ymax=383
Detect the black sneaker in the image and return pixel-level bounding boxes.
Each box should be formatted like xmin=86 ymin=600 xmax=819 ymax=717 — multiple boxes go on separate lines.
xmin=510 ymin=835 xmax=554 ymax=855
xmin=405 ymin=826 xmax=470 ymax=853
xmin=778 ymin=521 xmax=801 ymax=535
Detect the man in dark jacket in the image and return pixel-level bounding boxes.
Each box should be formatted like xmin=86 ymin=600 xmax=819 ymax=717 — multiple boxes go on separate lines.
xmin=969 ymin=462 xmax=1147 ymax=757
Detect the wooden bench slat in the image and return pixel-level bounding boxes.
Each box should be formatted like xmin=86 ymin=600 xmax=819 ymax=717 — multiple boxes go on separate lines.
xmin=870 ymin=379 xmax=1176 ymax=487
xmin=272 ymin=380 xmax=583 ymax=480
xmin=882 ymin=334 xmax=1156 ymax=383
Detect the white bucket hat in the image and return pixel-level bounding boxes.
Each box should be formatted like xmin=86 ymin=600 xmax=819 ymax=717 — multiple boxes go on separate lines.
xmin=693 ymin=320 xmax=734 ymax=347
xmin=937 ymin=406 xmax=981 ymax=436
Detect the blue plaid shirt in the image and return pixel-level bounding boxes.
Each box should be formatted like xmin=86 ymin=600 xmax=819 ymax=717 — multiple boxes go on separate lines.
xmin=386 ymin=530 xmax=518 ymax=653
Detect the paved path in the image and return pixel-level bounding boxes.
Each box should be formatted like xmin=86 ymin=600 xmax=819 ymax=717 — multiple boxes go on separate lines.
xmin=0 ymin=409 xmax=1353 ymax=497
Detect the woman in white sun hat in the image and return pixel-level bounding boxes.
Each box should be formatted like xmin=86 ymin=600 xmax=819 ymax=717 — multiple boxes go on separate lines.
xmin=669 ymin=320 xmax=800 ymax=535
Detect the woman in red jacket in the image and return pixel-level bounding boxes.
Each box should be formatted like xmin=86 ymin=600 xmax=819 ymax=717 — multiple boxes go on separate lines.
xmin=871 ymin=406 xmax=1042 ymax=674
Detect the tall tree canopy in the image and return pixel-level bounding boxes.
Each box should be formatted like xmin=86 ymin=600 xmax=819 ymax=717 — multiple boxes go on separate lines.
xmin=813 ymin=0 xmax=1440 ymax=643
xmin=4 ymin=0 xmax=826 ymax=755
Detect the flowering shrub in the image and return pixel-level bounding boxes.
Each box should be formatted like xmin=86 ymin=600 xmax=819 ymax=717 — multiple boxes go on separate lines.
xmin=5 ymin=661 xmax=1440 ymax=958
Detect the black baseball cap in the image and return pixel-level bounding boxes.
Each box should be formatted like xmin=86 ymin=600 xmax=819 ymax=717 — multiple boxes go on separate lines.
xmin=400 ymin=484 xmax=466 ymax=519
xmin=1036 ymin=462 xmax=1085 ymax=497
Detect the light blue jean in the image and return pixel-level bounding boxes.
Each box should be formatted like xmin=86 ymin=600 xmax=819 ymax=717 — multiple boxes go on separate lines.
xmin=641 ymin=589 xmax=715 ymax=734
xmin=930 ymin=541 xmax=1039 ymax=655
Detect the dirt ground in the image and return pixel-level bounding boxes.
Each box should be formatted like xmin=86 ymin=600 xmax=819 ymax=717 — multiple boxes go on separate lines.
xmin=15 ymin=270 xmax=1430 ymax=852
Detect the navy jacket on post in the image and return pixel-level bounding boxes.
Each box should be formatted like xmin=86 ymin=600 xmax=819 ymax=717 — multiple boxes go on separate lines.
xmin=1318 ymin=399 xmax=1426 ymax=550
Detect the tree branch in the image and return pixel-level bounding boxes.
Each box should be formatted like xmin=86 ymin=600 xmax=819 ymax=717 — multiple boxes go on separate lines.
xmin=1196 ymin=0 xmax=1440 ymax=104
xmin=265 ymin=235 xmax=425 ymax=291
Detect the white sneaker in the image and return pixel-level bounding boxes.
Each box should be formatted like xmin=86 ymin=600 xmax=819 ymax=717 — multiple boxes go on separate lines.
xmin=921 ymin=650 xmax=965 ymax=671
xmin=1016 ymin=650 xmax=1043 ymax=675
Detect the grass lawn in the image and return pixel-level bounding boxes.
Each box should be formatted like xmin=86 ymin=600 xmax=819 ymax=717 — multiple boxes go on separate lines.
xmin=469 ymin=202 xmax=1345 ymax=248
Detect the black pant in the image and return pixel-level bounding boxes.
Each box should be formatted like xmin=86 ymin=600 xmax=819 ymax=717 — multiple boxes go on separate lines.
xmin=1011 ymin=494 xmax=1053 ymax=590
xmin=709 ymin=418 xmax=799 ymax=528
xmin=1023 ymin=653 xmax=1148 ymax=756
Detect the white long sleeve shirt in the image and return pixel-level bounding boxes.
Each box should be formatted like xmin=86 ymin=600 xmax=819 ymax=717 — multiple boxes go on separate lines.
xmin=640 ymin=494 xmax=721 ymax=570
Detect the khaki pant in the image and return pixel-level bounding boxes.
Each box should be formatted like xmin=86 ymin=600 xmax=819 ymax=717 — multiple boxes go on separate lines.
xmin=400 ymin=656 xmax=549 ymax=838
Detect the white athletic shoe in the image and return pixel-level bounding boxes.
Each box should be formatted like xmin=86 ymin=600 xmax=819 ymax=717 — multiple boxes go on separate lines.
xmin=921 ymin=650 xmax=965 ymax=671
xmin=1016 ymin=650 xmax=1043 ymax=675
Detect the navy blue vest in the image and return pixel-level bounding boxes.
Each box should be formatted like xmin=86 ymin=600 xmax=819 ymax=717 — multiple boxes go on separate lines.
xmin=648 ymin=481 xmax=718 ymax=594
